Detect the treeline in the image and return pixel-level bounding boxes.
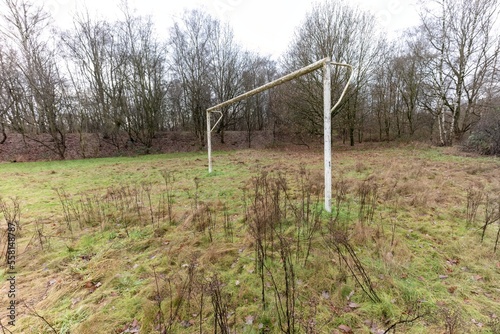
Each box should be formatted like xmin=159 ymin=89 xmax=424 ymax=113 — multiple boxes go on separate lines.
xmin=0 ymin=0 xmax=499 ymax=159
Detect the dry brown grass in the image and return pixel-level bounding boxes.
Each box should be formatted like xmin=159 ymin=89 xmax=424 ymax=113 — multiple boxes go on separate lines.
xmin=1 ymin=143 xmax=499 ymax=333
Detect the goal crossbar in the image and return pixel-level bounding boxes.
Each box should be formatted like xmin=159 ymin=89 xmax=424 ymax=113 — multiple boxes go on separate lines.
xmin=207 ymin=58 xmax=329 ymax=114
xmin=206 ymin=57 xmax=353 ymax=212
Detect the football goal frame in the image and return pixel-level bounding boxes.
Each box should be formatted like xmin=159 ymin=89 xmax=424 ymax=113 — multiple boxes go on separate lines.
xmin=206 ymin=57 xmax=353 ymax=212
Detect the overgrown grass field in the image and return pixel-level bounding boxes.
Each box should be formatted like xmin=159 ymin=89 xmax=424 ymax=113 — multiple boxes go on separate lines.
xmin=0 ymin=143 xmax=499 ymax=333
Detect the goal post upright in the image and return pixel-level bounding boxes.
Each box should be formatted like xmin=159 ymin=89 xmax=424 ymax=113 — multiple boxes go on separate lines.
xmin=323 ymin=60 xmax=354 ymax=212
xmin=323 ymin=60 xmax=332 ymax=212
xmin=207 ymin=109 xmax=212 ymax=173
xmin=206 ymin=57 xmax=352 ymax=213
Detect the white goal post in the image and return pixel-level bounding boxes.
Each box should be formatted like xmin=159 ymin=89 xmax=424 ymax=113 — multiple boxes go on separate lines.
xmin=206 ymin=57 xmax=353 ymax=212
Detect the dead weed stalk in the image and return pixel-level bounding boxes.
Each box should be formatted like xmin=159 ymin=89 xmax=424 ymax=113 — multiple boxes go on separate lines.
xmin=466 ymin=186 xmax=484 ymax=227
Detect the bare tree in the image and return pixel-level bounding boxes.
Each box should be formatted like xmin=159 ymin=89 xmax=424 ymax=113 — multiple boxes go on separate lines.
xmin=0 ymin=42 xmax=11 ymax=144
xmin=370 ymin=37 xmax=427 ymax=141
xmin=164 ymin=77 xmax=188 ymax=131
xmin=371 ymin=40 xmax=399 ymax=141
xmin=0 ymin=0 xmax=69 ymax=158
xmin=117 ymin=5 xmax=167 ymax=150
xmin=61 ymin=11 xmax=126 ymax=149
xmin=392 ymin=33 xmax=428 ymax=138
xmin=208 ymin=21 xmax=246 ymax=144
xmin=417 ymin=0 xmax=500 ymax=145
xmin=61 ymin=4 xmax=167 ymax=153
xmin=168 ymin=10 xmax=214 ymax=147
xmin=240 ymin=54 xmax=276 ymax=147
xmin=283 ymin=0 xmax=381 ymax=145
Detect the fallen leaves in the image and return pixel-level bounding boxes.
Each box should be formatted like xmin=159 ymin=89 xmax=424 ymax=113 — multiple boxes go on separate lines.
xmin=84 ymin=281 xmax=102 ymax=293
xmin=245 ymin=315 xmax=254 ymax=325
xmin=80 ymin=253 xmax=95 ymax=261
xmin=471 ymin=318 xmax=484 ymax=328
xmin=338 ymin=324 xmax=353 ymax=333
xmin=348 ymin=302 xmax=360 ymax=309
xmin=119 ymin=319 xmax=140 ymax=333
xmin=471 ymin=274 xmax=484 ymax=281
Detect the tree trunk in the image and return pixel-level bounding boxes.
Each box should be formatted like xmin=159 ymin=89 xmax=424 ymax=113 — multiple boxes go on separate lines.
xmin=0 ymin=123 xmax=6 ymax=144
xmin=247 ymin=128 xmax=252 ymax=148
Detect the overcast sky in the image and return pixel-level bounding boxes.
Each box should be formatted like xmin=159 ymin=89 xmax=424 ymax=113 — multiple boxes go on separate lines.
xmin=46 ymin=0 xmax=421 ymax=59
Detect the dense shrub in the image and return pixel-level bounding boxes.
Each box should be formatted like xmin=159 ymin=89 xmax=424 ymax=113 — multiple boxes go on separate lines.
xmin=465 ymin=109 xmax=500 ymax=156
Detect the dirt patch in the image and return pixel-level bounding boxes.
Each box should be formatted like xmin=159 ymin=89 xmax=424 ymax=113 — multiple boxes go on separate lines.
xmin=0 ymin=131 xmax=316 ymax=162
